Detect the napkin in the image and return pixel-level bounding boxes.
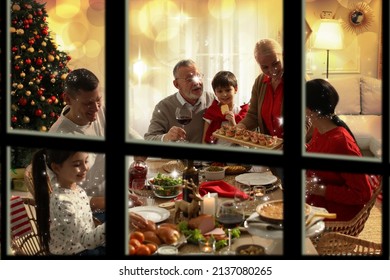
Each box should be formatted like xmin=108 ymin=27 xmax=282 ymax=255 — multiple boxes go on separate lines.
xmin=175 ymin=180 xmax=249 ymax=200
xmin=305 ymin=205 xmax=329 ymax=229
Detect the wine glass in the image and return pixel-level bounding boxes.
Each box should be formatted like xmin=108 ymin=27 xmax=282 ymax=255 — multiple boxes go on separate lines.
xmin=175 ymin=107 xmax=192 ymax=142
xmin=216 ymin=200 xmax=245 ymax=255
xmin=234 ymin=184 xmax=252 ymax=216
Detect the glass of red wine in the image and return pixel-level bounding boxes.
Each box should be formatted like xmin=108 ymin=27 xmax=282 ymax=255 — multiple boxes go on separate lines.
xmin=175 ymin=107 xmax=192 ymax=142
xmin=216 ymin=200 xmax=245 ymax=255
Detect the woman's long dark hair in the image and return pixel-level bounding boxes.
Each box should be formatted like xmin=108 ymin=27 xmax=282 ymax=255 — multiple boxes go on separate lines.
xmin=32 ymin=149 xmax=77 ymax=253
xmin=306 ymin=79 xmax=357 ymax=143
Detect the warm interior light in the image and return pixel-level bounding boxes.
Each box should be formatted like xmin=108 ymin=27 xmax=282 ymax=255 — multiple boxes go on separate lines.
xmin=314 ymin=19 xmax=344 ymax=50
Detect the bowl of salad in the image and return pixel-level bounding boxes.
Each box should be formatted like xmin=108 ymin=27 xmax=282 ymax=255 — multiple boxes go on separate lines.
xmin=149 ymin=173 xmax=183 ymax=198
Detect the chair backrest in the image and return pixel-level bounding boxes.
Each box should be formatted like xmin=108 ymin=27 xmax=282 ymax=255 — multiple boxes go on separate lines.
xmin=316 ymin=232 xmax=382 ymax=256
xmin=323 ymin=181 xmax=382 ymax=236
xmin=11 ymin=197 xmax=50 ymax=256
xmin=311 ymin=180 xmax=382 ymax=246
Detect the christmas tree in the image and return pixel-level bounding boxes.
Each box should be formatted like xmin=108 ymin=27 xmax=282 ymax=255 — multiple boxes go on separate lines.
xmin=10 ymin=0 xmax=71 ymax=131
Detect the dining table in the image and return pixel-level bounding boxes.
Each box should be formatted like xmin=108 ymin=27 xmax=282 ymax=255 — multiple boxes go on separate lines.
xmin=129 ymin=158 xmax=319 ymax=255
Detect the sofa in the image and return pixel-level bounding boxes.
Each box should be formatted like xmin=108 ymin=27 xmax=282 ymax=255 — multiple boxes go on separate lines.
xmin=327 ymin=76 xmax=382 ymax=158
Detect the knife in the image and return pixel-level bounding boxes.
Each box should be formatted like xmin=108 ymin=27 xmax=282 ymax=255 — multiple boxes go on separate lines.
xmin=246 ymin=220 xmax=283 ymax=231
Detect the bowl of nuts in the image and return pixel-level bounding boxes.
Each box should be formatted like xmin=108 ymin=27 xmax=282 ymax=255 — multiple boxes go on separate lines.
xmin=235 ymin=244 xmax=266 ymax=255
xmin=204 ymin=166 xmax=225 ymax=181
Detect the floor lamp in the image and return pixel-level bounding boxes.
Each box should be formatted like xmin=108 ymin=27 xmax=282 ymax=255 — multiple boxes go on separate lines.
xmin=314 ymin=19 xmax=344 ymax=79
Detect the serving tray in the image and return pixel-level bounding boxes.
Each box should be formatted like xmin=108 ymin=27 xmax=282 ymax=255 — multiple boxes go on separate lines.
xmin=212 ymin=132 xmax=283 ymax=150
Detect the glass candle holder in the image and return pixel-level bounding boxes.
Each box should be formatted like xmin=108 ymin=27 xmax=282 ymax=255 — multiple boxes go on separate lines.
xmin=198 ymin=238 xmax=216 ymax=254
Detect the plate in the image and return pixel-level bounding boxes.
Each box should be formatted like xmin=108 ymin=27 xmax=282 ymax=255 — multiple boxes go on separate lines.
xmin=235 ymin=172 xmax=277 ymax=186
xmin=245 ymin=212 xmax=325 ymax=239
xmin=129 ymin=206 xmax=170 ymax=223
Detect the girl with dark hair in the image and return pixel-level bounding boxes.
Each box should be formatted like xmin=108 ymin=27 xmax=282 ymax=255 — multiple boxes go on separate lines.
xmin=32 ymin=149 xmax=105 ymax=255
xmin=305 ymin=79 xmax=374 ymax=221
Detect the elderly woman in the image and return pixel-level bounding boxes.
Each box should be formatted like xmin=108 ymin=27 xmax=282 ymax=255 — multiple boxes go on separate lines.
xmin=305 ymin=79 xmax=373 ymax=221
xmin=236 ymin=38 xmax=284 ymax=138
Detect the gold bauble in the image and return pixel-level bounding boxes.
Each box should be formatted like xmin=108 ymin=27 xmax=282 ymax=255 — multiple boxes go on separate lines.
xmin=16 ymin=29 xmax=24 ymax=35
xmin=12 ymin=83 xmax=18 ymax=88
xmin=42 ymin=114 xmax=47 ymax=119
xmin=23 ymin=116 xmax=30 ymax=123
xmin=31 ymin=100 xmax=35 ymax=106
xmin=17 ymin=84 xmax=24 ymax=89
xmin=10 ymin=27 xmax=16 ymax=33
xmin=50 ymin=78 xmax=56 ymax=83
xmin=20 ymin=72 xmax=26 ymax=78
xmin=61 ymin=73 xmax=68 ymax=80
xmin=28 ymin=47 xmax=34 ymax=53
xmin=41 ymin=66 xmax=46 ymax=71
xmin=15 ymin=55 xmax=21 ymax=59
xmin=12 ymin=4 xmax=21 ymax=11
xmin=11 ymin=104 xmax=18 ymax=111
xmin=47 ymin=54 xmax=55 ymax=62
xmin=54 ymin=99 xmax=59 ymax=104
xmin=25 ymin=90 xmax=31 ymax=96
xmin=27 ymin=14 xmax=33 ymax=19
xmin=40 ymin=126 xmax=47 ymax=132
xmin=36 ymin=79 xmax=41 ymax=84
xmin=29 ymin=67 xmax=35 ymax=72
xmin=41 ymin=41 xmax=47 ymax=47
xmin=29 ymin=81 xmax=34 ymax=86
xmin=21 ymin=44 xmax=26 ymax=50
xmin=40 ymin=96 xmax=45 ymax=101
xmin=11 ymin=91 xmax=16 ymax=96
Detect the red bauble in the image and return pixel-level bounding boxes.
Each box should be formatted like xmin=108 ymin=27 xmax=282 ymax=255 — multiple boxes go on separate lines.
xmin=37 ymin=89 xmax=43 ymax=96
xmin=11 ymin=116 xmax=18 ymax=123
xmin=41 ymin=29 xmax=48 ymax=35
xmin=35 ymin=58 xmax=43 ymax=66
xmin=35 ymin=109 xmax=43 ymax=117
xmin=47 ymin=98 xmax=53 ymax=104
xmin=14 ymin=65 xmax=20 ymax=70
xmin=51 ymin=95 xmax=57 ymax=101
xmin=12 ymin=46 xmax=18 ymax=52
xmin=25 ymin=58 xmax=31 ymax=64
xmin=28 ymin=39 xmax=35 ymax=45
xmin=50 ymin=112 xmax=56 ymax=118
xmin=35 ymin=34 xmax=40 ymax=40
xmin=66 ymin=55 xmax=72 ymax=61
xmin=19 ymin=97 xmax=27 ymax=106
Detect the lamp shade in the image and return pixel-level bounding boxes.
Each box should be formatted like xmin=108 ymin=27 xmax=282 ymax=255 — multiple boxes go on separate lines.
xmin=314 ymin=19 xmax=344 ymax=50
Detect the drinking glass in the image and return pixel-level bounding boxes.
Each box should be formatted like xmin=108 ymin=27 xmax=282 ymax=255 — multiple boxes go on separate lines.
xmin=175 ymin=107 xmax=192 ymax=142
xmin=234 ymin=184 xmax=252 ymax=216
xmin=131 ymin=179 xmax=154 ymax=206
xmin=216 ymin=200 xmax=245 ymax=255
xmin=252 ymin=185 xmax=269 ymax=211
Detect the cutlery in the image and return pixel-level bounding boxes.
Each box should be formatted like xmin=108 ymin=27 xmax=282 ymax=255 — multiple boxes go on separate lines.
xmin=245 ymin=220 xmax=283 ymax=231
xmin=305 ymin=212 xmax=336 ymax=227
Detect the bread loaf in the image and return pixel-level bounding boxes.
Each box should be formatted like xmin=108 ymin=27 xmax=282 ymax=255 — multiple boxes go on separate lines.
xmin=188 ymin=214 xmax=215 ymax=234
xmin=143 ymin=230 xmax=162 ymax=245
xmin=156 ymin=226 xmax=180 ymax=245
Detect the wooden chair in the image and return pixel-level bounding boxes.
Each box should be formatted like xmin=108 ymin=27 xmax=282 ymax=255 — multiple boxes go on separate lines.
xmin=311 ymin=180 xmax=382 ymax=246
xmin=316 ymin=232 xmax=382 ymax=256
xmin=11 ymin=197 xmax=50 ymax=256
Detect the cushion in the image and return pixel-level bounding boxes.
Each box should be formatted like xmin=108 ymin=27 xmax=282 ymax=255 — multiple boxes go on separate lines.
xmin=361 ymin=76 xmax=382 ymax=114
xmin=328 ymin=77 xmax=361 ymax=114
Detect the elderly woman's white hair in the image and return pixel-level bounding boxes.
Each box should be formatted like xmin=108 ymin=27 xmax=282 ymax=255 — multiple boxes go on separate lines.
xmin=254 ymin=38 xmax=283 ymax=63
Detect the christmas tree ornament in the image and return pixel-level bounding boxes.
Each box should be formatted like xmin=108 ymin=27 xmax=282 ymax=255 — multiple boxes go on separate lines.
xmin=23 ymin=116 xmax=31 ymax=123
xmin=25 ymin=90 xmax=31 ymax=96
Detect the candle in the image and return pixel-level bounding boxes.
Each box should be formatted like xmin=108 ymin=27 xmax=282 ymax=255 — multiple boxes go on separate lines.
xmin=198 ymin=238 xmax=216 ymax=254
xmin=202 ymin=192 xmax=216 ymax=216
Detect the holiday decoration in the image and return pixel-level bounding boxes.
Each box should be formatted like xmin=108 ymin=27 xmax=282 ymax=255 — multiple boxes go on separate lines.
xmin=10 ymin=0 xmax=72 ymax=130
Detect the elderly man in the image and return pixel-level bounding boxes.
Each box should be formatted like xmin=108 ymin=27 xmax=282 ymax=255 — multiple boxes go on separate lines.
xmin=144 ymin=59 xmax=214 ymax=143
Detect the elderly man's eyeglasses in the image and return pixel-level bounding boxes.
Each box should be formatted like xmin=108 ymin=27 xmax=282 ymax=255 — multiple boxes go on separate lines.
xmin=176 ymin=73 xmax=204 ymax=84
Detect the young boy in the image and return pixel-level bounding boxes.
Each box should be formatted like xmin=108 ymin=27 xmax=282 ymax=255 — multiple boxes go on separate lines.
xmin=202 ymin=71 xmax=249 ymax=145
